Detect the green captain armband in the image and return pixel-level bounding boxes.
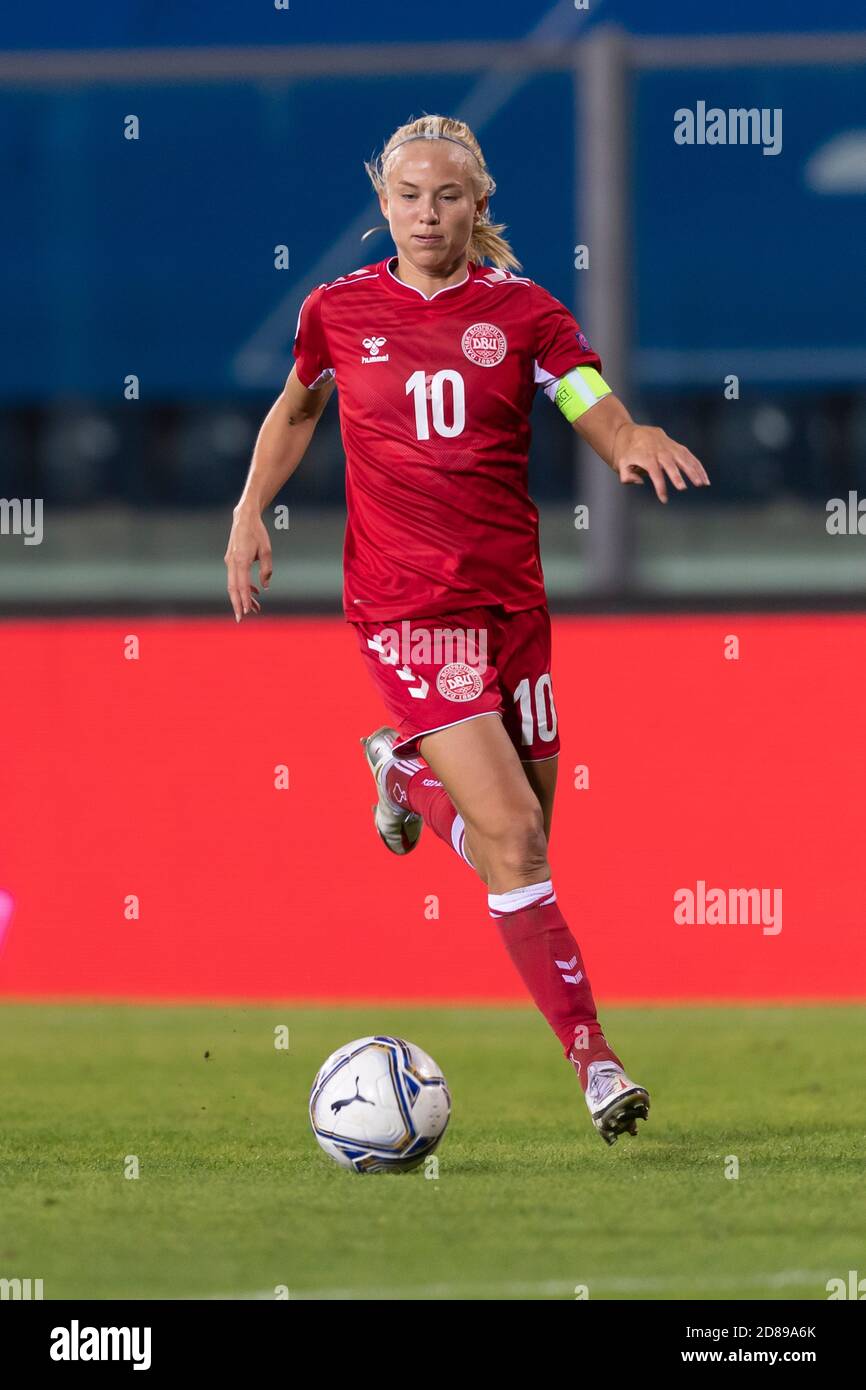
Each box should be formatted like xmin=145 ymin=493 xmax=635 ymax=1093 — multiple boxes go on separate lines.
xmin=552 ymin=365 xmax=612 ymax=423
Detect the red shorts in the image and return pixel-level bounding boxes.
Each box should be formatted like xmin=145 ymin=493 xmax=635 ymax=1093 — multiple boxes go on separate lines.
xmin=352 ymin=603 xmax=560 ymax=761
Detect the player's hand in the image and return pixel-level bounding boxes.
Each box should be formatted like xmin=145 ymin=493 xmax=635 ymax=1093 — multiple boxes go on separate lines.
xmin=613 ymin=423 xmax=710 ymax=503
xmin=224 ymin=507 xmax=271 ymax=621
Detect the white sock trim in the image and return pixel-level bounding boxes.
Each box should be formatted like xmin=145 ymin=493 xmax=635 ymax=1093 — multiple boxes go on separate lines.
xmin=450 ymin=814 xmax=474 ymax=867
xmin=379 ymin=753 xmax=423 ymax=813
xmin=488 ymin=879 xmax=556 ymax=918
xmin=450 ymin=813 xmax=465 ymax=856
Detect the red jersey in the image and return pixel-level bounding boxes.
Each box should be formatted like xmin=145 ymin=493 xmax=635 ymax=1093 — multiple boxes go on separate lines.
xmin=292 ymin=256 xmax=602 ymax=622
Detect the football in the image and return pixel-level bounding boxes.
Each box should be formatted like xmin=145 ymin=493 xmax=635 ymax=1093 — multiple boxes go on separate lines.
xmin=309 ymin=1035 xmax=451 ymax=1173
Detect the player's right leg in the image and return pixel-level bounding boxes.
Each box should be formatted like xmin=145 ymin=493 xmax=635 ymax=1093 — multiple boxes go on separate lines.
xmin=361 ymin=718 xmax=489 ymax=872
xmin=359 ymin=725 xmax=424 ymax=856
xmin=417 ymin=711 xmax=546 ymax=893
xmin=353 ymin=609 xmax=505 ymax=875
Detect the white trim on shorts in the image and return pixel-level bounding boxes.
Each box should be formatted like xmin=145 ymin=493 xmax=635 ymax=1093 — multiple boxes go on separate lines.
xmin=391 ymin=709 xmax=503 ymax=756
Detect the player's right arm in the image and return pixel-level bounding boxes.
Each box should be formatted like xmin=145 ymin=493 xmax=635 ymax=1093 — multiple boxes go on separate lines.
xmin=225 ymin=366 xmax=335 ymax=621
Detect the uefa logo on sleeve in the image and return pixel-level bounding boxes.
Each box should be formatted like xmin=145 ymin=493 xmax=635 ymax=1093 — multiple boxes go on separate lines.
xmin=461 ymin=322 xmax=507 ymax=367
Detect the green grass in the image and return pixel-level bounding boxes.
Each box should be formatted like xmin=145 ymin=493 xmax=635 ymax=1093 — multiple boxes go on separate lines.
xmin=0 ymin=1003 xmax=863 ymax=1300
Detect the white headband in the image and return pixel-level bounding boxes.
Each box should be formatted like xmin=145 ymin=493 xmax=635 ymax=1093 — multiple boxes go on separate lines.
xmin=385 ymin=132 xmax=481 ymax=165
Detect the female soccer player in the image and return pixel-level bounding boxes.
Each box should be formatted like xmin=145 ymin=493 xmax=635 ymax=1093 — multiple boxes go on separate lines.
xmin=225 ymin=115 xmax=710 ymax=1145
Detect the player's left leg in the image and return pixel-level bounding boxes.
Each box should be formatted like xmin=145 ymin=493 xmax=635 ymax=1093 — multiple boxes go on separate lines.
xmin=415 ymin=709 xmax=648 ymax=1146
xmin=520 ymin=754 xmax=558 ymax=844
xmin=356 ymin=607 xmax=648 ymax=1143
xmin=495 ymin=611 xmax=647 ymax=1143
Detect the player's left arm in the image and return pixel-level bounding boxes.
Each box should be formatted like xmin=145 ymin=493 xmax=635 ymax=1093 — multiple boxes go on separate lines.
xmin=556 ymin=368 xmax=710 ymax=503
xmin=532 ymin=285 xmax=709 ymax=502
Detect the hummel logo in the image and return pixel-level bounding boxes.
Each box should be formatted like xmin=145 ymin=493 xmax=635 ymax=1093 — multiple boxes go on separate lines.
xmin=367 ymin=634 xmax=399 ymax=665
xmin=555 ymin=954 xmax=584 ymax=985
xmin=395 ymin=665 xmax=429 ymax=699
xmin=366 ymin=635 xmax=429 ymax=697
xmin=361 ymin=335 xmax=389 ymax=364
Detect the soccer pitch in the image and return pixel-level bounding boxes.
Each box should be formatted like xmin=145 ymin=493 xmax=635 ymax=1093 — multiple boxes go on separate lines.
xmin=1 ymin=1004 xmax=862 ymax=1301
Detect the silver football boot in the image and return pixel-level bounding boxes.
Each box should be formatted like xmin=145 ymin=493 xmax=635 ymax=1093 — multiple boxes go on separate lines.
xmin=581 ymin=1060 xmax=650 ymax=1146
xmin=359 ymin=726 xmax=423 ymax=856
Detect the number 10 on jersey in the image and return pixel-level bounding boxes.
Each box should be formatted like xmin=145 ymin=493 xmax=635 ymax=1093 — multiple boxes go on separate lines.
xmin=406 ymin=370 xmax=466 ymax=440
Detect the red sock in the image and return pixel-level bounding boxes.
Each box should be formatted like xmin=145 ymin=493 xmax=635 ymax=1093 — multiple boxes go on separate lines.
xmin=384 ymin=758 xmax=473 ymax=867
xmin=489 ymin=882 xmax=623 ymax=1088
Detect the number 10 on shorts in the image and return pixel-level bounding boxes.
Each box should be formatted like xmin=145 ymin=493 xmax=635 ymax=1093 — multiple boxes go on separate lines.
xmin=514 ymin=674 xmax=557 ymax=744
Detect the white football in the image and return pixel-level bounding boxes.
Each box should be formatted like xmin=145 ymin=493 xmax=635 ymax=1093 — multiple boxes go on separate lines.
xmin=309 ymin=1035 xmax=451 ymax=1173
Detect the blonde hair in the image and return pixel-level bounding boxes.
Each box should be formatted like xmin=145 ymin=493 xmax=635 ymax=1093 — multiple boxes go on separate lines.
xmin=364 ymin=114 xmax=521 ymax=271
